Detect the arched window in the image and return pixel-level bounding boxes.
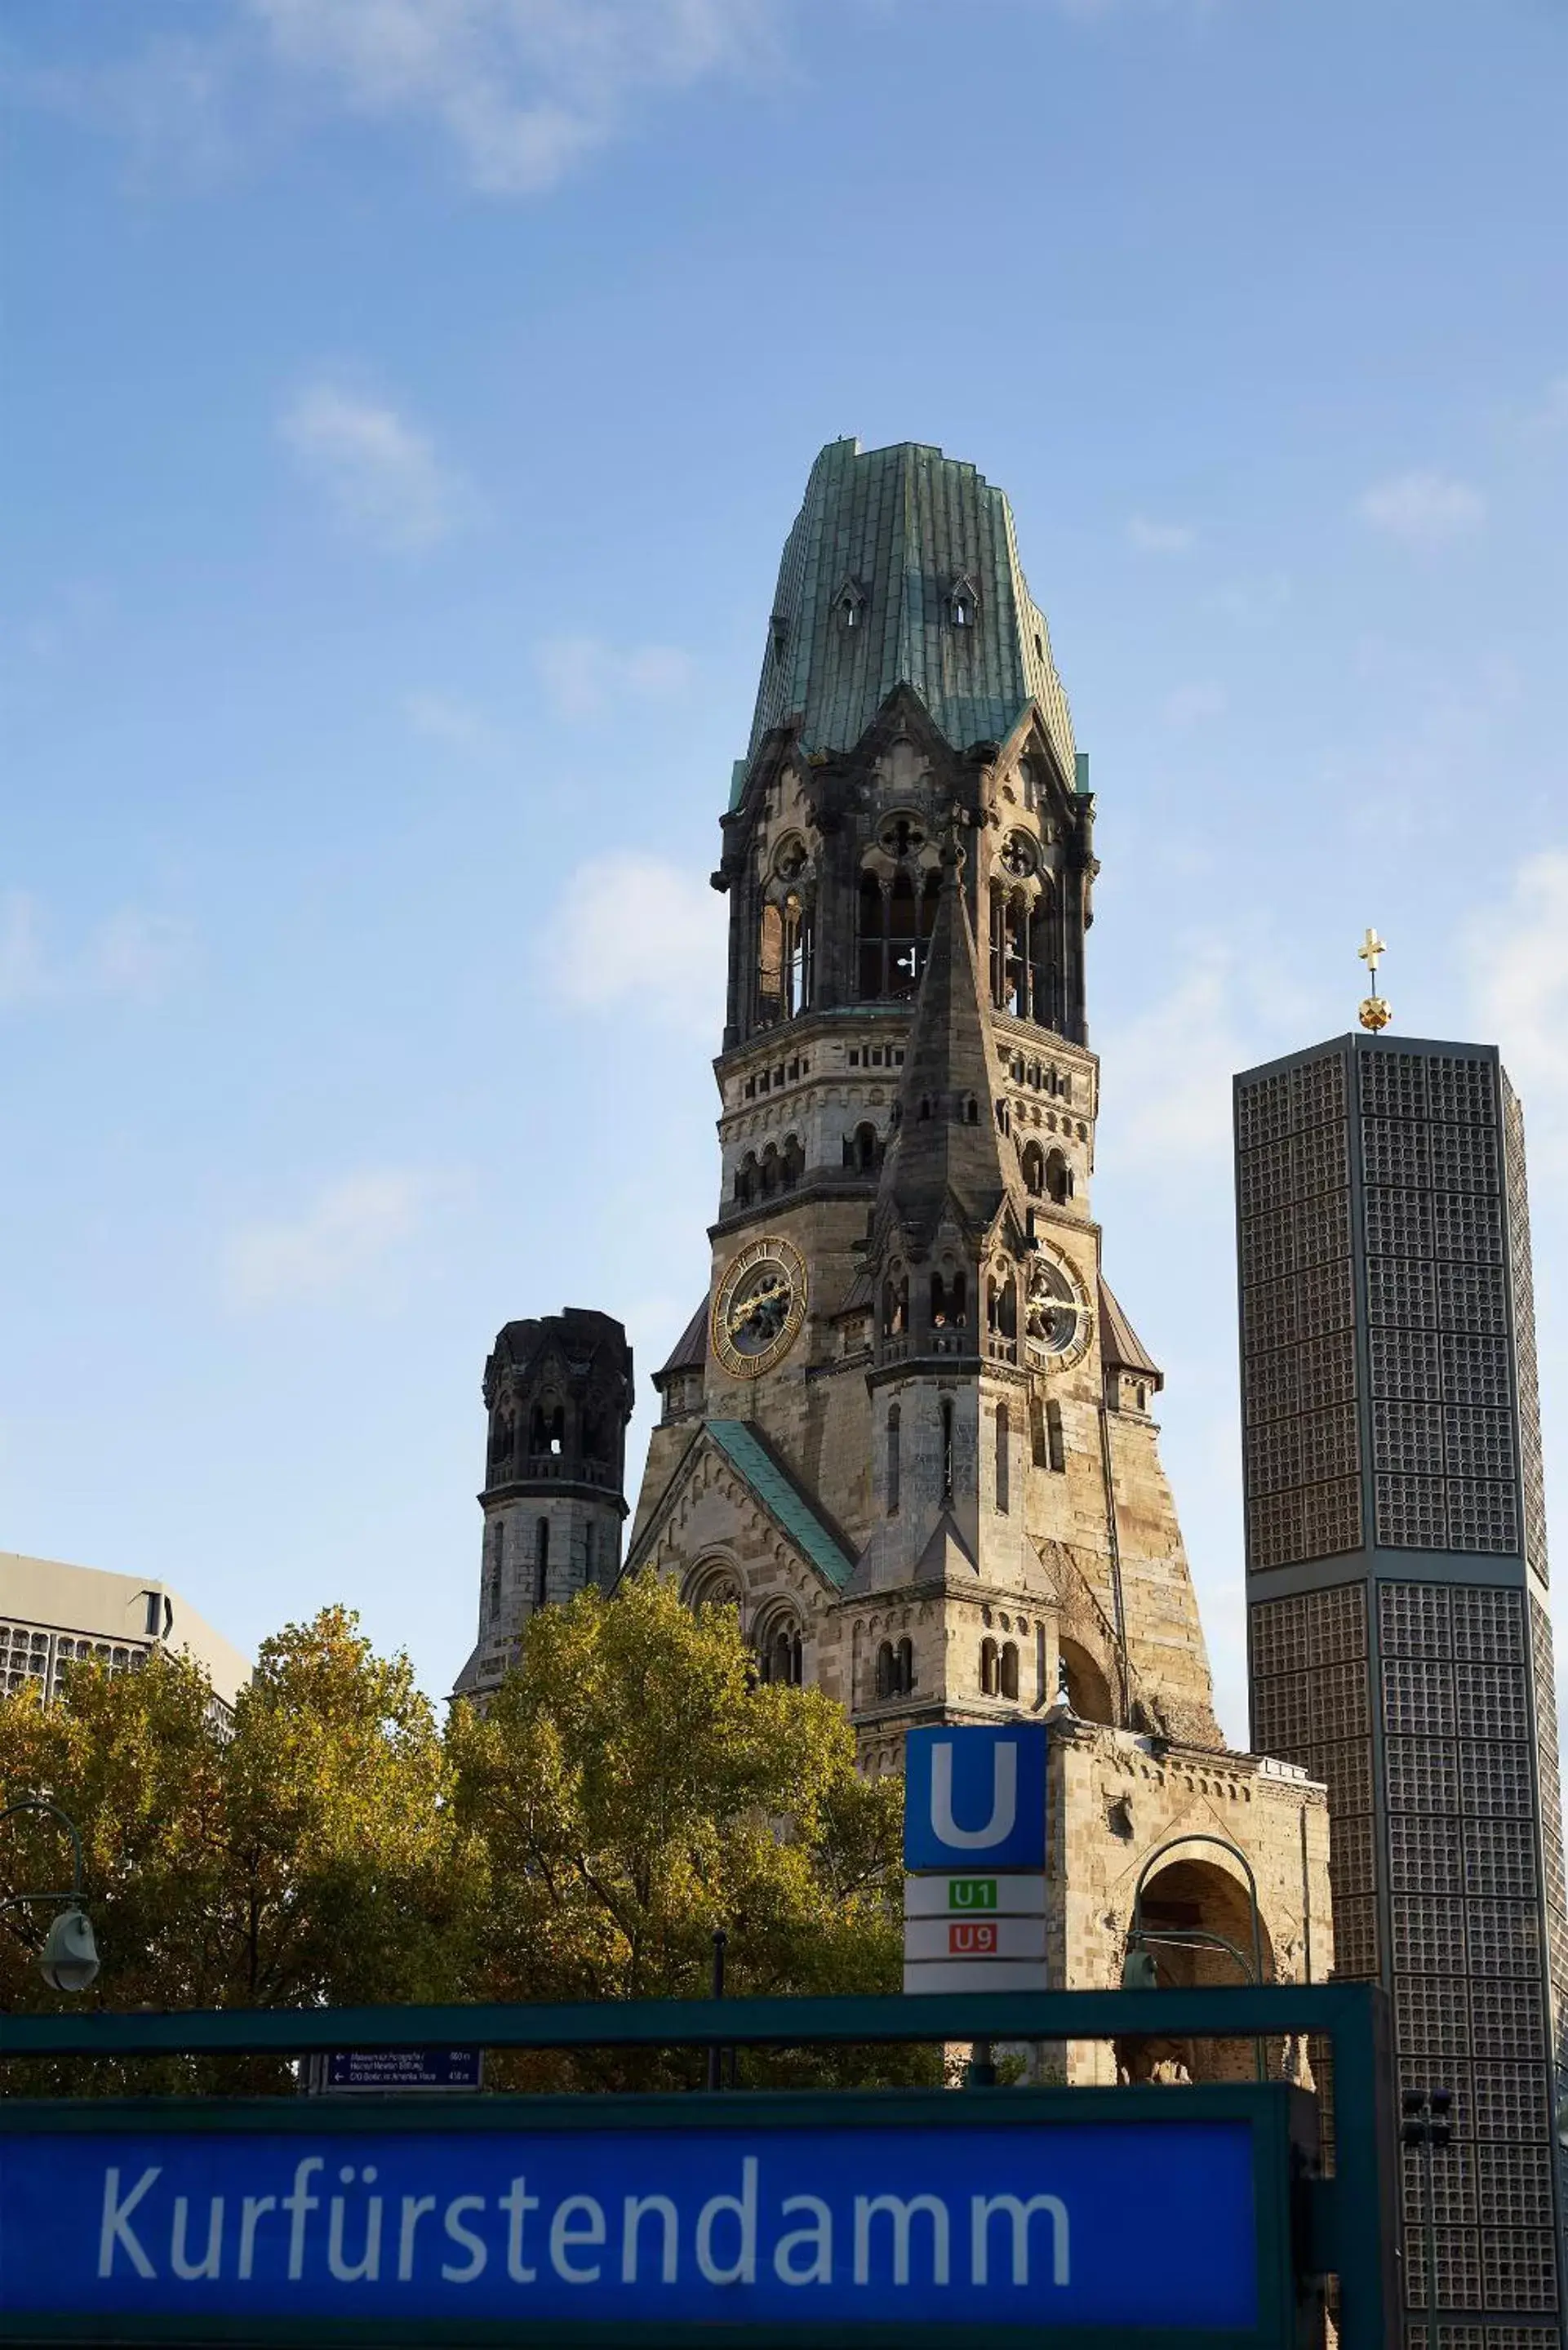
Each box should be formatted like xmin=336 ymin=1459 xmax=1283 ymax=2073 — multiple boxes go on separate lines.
xmin=1046 ymin=1149 xmax=1072 ymax=1206
xmin=1030 ymin=883 xmax=1055 ymax=1026
xmin=1020 ymin=1140 xmax=1045 ymax=1197
xmin=895 ymin=1637 xmax=914 ymax=1695
xmin=999 ymin=1641 xmax=1019 ymax=1701
xmin=931 ymin=1268 xmax=967 ymax=1329
xmin=761 ymin=1142 xmax=780 ymax=1197
xmin=488 ymin=1410 xmax=513 ymax=1468
xmin=531 ymin=1402 xmax=565 ymax=1459
xmin=859 ymin=869 xmax=939 ymax=998
xmin=534 ymin=1517 xmax=550 ymax=1607
xmin=844 ymin=1121 xmax=882 ymax=1175
xmin=963 ymin=1095 xmax=979 ymax=1126
xmin=980 ymin=1637 xmax=998 ymax=1696
xmin=783 ymin=894 xmax=813 ymax=1018
xmin=987 ymin=1269 xmax=1017 ymax=1348
xmin=486 ymin=1520 xmax=504 ymax=1622
xmin=757 ymin=901 xmax=784 ymax=1024
xmin=875 ymin=1641 xmax=895 ymax=1701
xmin=759 ymin=1616 xmax=804 ymax=1686
xmin=989 ymin=890 xmax=1028 ymax=1016
xmin=1046 ymin=1397 xmax=1066 ymax=1473
xmin=949 ymin=578 xmax=976 ymax=629
xmin=995 ymin=1403 xmax=1010 ymax=1515
xmin=940 ymin=1398 xmax=955 ymax=1504
xmin=886 ymin=1403 xmax=901 ymax=1517
xmin=882 ymin=1272 xmax=908 ymax=1337
xmin=734 ymin=1152 xmax=760 ymax=1207
xmin=780 ymin=1133 xmax=805 ymax=1190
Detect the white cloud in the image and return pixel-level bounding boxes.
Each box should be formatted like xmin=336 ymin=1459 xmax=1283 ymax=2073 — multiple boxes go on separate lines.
xmin=534 ymin=636 xmax=696 ymax=723
xmin=1162 ymin=681 xmax=1227 ymax=730
xmin=247 ymin=0 xmax=781 ymax=194
xmin=1206 ymin=572 xmax=1291 ymax=629
xmin=223 ymin=1168 xmax=441 ymax=1310
xmin=1357 ymin=469 xmax=1486 ymax=549
xmin=405 ymin=691 xmax=500 ymax=754
xmin=1466 ymin=850 xmax=1568 ymax=1166
xmin=280 ymin=381 xmax=473 ymax=550
xmin=540 ymin=851 xmax=726 ymax=1035
xmin=1096 ymin=944 xmax=1255 ymax=1171
xmin=1126 ymin=513 xmax=1195 ymax=555
xmin=0 ymin=892 xmax=190 ymax=1009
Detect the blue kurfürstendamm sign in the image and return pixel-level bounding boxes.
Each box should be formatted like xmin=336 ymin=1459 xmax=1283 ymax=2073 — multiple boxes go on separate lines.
xmin=0 ymin=2081 xmax=1311 ymax=2347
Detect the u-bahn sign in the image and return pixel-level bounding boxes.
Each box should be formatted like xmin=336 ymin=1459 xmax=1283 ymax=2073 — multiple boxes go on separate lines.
xmin=0 ymin=2084 xmax=1304 ymax=2344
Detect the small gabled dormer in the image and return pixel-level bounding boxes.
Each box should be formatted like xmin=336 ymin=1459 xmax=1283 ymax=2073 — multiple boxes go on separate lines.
xmin=834 ymin=577 xmax=867 ymax=632
xmin=948 ymin=574 xmax=979 ymax=629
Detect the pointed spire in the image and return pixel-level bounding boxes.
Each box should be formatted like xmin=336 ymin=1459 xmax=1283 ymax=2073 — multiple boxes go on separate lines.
xmin=874 ymin=824 xmax=1019 ymax=1249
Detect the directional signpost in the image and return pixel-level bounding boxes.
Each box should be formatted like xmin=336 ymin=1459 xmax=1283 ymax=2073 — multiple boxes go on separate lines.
xmin=0 ymin=1982 xmax=1400 ymax=2350
xmin=902 ymin=1723 xmax=1050 ymax=1993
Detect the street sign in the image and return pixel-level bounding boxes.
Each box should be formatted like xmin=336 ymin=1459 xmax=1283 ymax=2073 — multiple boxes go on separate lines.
xmin=903 ymin=1957 xmax=1050 ymax=1993
xmin=311 ymin=2049 xmax=483 ymax=2094
xmin=903 ymin=1722 xmax=1047 ymax=1872
xmin=903 ymin=1872 xmax=1046 ymax=1917
xmin=0 ymin=2086 xmax=1299 ymax=2341
xmin=903 ymin=1915 xmax=1047 ymax=1963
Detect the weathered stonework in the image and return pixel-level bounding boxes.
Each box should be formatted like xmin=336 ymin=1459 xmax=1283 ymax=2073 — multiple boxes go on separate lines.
xmin=617 ymin=438 xmax=1332 ymax=2006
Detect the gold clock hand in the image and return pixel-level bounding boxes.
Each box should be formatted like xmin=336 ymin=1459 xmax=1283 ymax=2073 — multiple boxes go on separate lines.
xmin=731 ymin=1281 xmax=785 ymax=1333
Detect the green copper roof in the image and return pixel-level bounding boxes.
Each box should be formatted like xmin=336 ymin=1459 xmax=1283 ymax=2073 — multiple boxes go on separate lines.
xmin=705 ymin=1419 xmax=857 ymax=1590
xmin=743 ymin=438 xmax=1077 ymax=787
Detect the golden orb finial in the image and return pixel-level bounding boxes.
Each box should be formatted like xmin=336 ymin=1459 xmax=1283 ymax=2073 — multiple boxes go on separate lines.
xmin=1357 ymin=926 xmax=1391 ymax=1032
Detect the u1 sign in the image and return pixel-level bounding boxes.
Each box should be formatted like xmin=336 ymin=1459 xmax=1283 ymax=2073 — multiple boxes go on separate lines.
xmin=904 ymin=1723 xmax=1047 ymax=1874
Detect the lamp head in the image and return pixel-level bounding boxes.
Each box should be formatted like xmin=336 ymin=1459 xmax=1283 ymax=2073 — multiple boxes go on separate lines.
xmin=1121 ymin=1940 xmax=1160 ymax=1992
xmin=38 ymin=1906 xmax=99 ymax=1994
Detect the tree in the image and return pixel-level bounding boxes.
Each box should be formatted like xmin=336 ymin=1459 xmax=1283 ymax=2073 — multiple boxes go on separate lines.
xmin=0 ymin=1606 xmax=479 ymax=2090
xmin=448 ymin=1575 xmax=934 ymax=2087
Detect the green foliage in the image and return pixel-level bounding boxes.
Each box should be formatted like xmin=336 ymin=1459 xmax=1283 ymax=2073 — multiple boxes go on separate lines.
xmin=0 ymin=1606 xmax=479 ymax=2092
xmin=448 ymin=1575 xmax=931 ymax=2086
xmin=1 ymin=1580 xmax=935 ymax=2094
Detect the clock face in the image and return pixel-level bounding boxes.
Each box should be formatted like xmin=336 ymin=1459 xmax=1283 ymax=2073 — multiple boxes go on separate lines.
xmin=711 ymin=1235 xmax=808 ymax=1379
xmin=1024 ymin=1251 xmax=1092 ymax=1370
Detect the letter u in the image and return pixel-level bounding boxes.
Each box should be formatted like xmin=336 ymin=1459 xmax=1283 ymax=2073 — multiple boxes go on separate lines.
xmin=931 ymin=1741 xmax=1017 ymax=1850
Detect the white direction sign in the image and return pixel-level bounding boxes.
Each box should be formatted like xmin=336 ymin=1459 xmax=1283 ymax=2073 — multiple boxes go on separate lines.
xmin=903 ymin=1957 xmax=1049 ymax=1994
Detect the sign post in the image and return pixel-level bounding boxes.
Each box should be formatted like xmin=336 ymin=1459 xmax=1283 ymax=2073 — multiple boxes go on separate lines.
xmin=0 ymin=1981 xmax=1399 ymax=2350
xmin=901 ymin=1722 xmax=1050 ymax=1994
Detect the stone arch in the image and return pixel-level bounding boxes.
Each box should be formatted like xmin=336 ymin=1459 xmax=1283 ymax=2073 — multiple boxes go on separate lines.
xmin=683 ymin=1554 xmax=743 ymax=1611
xmin=1057 ymin=1634 xmax=1117 ymax=1724
xmin=1118 ymin=1853 xmax=1277 ymax=2086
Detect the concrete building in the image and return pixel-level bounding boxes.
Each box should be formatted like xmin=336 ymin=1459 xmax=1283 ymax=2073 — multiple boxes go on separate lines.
xmin=473 ymin=437 xmax=1333 ymax=2077
xmin=0 ymin=1551 xmax=249 ymax=1713
xmin=1235 ymin=1029 xmax=1566 ymax=2337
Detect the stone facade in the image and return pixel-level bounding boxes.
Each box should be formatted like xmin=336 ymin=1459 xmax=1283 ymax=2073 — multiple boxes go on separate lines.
xmin=618 ymin=438 xmax=1331 ymax=2006
xmin=454 ymin=1309 xmax=633 ymax=1702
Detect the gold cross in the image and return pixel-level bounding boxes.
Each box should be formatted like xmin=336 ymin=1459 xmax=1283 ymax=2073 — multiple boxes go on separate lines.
xmin=1358 ymin=926 xmax=1386 ymax=984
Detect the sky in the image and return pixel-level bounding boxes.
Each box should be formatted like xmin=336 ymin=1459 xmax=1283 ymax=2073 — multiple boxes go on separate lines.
xmin=2 ymin=0 xmax=1566 ymax=1741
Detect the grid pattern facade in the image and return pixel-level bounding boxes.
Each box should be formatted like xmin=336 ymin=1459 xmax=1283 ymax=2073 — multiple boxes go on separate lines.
xmin=1238 ymin=1036 xmax=1565 ymax=2332
xmin=0 ymin=1616 xmax=150 ymax=1701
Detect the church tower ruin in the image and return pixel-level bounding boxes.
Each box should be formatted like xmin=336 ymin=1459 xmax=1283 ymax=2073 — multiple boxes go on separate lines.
xmin=623 ymin=438 xmax=1330 ymax=2044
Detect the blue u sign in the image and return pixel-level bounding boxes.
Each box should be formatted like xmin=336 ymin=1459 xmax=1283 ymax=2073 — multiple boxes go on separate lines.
xmin=904 ymin=1724 xmax=1047 ymax=1872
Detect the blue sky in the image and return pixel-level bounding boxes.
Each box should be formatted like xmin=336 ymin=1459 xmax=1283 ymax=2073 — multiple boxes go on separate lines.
xmin=2 ymin=0 xmax=1566 ymax=1738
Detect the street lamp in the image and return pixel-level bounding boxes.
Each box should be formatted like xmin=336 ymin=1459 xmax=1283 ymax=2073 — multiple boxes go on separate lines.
xmin=2 ymin=1796 xmax=100 ymax=1994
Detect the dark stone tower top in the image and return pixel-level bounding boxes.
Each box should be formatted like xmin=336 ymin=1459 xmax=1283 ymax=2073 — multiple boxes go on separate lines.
xmin=481 ymin=1308 xmax=634 ymax=1508
xmin=873 ymin=834 xmax=1022 ymax=1252
xmin=745 ymin=438 xmax=1076 ymax=782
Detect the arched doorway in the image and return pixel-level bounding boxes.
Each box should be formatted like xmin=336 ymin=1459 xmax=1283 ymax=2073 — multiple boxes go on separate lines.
xmin=1117 ymin=1853 xmax=1277 ymax=2085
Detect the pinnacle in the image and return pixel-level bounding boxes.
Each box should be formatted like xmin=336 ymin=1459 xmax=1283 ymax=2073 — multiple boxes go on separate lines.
xmin=873 ymin=838 xmax=1020 ymax=1249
